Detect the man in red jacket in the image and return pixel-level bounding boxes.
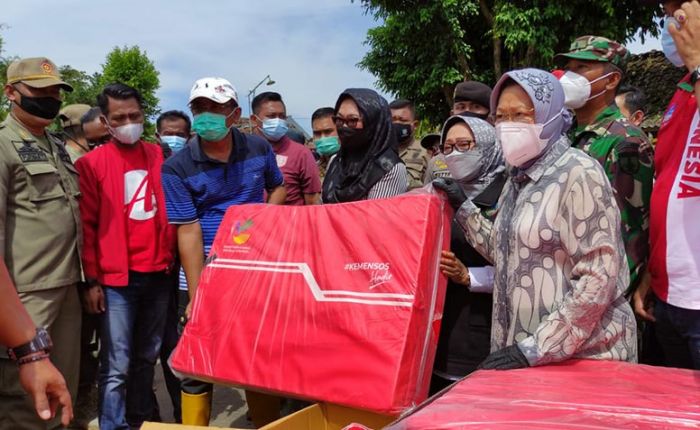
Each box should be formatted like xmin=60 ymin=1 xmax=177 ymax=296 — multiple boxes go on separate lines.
xmin=75 ymin=83 xmax=176 ymax=430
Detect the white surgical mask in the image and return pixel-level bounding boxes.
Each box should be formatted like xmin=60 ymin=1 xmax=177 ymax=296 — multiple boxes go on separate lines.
xmin=496 ymin=113 xmax=560 ymax=167
xmin=662 ymin=17 xmax=685 ymax=67
xmin=445 ymin=149 xmax=482 ymax=183
xmin=559 ymin=71 xmax=615 ymax=110
xmin=111 ymin=123 xmax=143 ymax=145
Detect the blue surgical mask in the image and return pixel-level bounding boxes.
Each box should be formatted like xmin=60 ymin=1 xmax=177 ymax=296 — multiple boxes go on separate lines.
xmin=261 ymin=118 xmax=289 ymax=142
xmin=315 ymin=136 xmax=340 ymax=156
xmin=160 ymin=135 xmax=187 ymax=153
xmin=662 ymin=17 xmax=685 ymax=67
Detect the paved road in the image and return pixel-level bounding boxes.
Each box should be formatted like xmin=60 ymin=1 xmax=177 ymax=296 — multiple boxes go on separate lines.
xmin=88 ymin=362 xmax=255 ymax=429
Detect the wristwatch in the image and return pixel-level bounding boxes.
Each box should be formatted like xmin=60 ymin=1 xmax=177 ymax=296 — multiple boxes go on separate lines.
xmin=7 ymin=328 xmax=53 ymax=361
xmin=691 ymin=65 xmax=700 ymax=86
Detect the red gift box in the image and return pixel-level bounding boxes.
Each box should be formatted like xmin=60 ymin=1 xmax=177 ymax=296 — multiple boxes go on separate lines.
xmin=171 ymin=191 xmax=452 ymax=414
xmin=387 ymin=359 xmax=700 ymax=429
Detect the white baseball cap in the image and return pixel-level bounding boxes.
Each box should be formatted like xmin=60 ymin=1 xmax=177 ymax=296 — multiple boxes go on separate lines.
xmin=188 ymin=77 xmax=238 ymax=104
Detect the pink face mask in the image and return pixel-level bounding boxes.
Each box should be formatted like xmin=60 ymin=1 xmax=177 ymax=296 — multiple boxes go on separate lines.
xmin=495 ymin=113 xmax=560 ymax=167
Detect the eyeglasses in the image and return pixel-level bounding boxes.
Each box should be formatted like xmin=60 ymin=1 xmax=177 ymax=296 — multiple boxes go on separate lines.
xmin=443 ymin=139 xmax=476 ymax=155
xmin=494 ymin=109 xmax=536 ymax=124
xmin=333 ymin=115 xmax=362 ymax=129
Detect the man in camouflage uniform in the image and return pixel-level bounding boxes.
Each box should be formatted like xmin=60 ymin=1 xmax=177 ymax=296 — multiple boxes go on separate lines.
xmin=557 ymin=36 xmax=654 ymax=292
xmin=389 ymin=99 xmax=428 ymax=189
xmin=0 ymin=57 xmax=82 ymax=430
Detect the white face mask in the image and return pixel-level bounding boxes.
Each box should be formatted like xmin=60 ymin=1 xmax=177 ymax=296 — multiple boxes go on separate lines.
xmin=111 ymin=123 xmax=143 ymax=145
xmin=445 ymin=149 xmax=482 ymax=183
xmin=559 ymin=71 xmax=615 ymax=110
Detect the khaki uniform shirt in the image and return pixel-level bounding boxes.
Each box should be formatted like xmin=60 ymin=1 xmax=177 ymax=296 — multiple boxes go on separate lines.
xmin=399 ymin=139 xmax=428 ymax=190
xmin=0 ymin=115 xmax=82 ymax=292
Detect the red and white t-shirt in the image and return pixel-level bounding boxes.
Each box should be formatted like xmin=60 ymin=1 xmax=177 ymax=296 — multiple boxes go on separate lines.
xmin=649 ymin=75 xmax=700 ymax=310
xmin=119 ymin=145 xmax=161 ymax=272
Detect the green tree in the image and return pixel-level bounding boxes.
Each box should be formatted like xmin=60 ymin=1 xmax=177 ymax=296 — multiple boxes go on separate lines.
xmin=59 ymin=66 xmax=102 ymax=107
xmin=0 ymin=25 xmax=13 ymax=121
xmin=98 ymin=45 xmax=160 ymax=135
xmin=359 ymin=0 xmax=661 ymax=125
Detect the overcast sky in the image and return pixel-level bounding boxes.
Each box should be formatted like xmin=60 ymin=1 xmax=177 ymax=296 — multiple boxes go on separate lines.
xmin=2 ymin=0 xmax=662 ymax=132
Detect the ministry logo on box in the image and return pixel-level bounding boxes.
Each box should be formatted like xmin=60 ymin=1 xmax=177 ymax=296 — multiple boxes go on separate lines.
xmin=232 ymin=219 xmax=253 ymax=245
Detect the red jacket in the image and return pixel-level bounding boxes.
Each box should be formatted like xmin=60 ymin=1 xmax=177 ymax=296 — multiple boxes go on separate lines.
xmin=75 ymin=140 xmax=176 ymax=286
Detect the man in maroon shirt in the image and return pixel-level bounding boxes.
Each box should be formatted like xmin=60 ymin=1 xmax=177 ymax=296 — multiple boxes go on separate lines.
xmin=251 ymin=92 xmax=321 ymax=205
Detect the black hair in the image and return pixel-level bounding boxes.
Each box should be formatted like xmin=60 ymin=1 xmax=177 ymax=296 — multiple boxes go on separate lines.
xmin=617 ymin=84 xmax=647 ymax=114
xmin=156 ymin=110 xmax=192 ymax=134
xmin=252 ymin=91 xmax=285 ymax=115
xmin=311 ymin=107 xmax=335 ymax=123
xmin=97 ymin=83 xmax=144 ymax=116
xmin=80 ymin=107 xmax=102 ymax=126
xmin=388 ymin=99 xmax=415 ymax=116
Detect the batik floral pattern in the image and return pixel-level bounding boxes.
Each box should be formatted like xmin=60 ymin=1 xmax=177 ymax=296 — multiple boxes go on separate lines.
xmin=456 ymin=137 xmax=637 ymax=366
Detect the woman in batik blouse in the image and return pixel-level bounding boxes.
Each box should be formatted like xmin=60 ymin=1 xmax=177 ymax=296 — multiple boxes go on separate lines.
xmin=434 ymin=68 xmax=637 ymax=369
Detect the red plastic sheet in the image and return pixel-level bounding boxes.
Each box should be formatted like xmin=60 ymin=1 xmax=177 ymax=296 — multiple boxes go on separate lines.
xmin=171 ymin=190 xmax=452 ymax=414
xmin=387 ymin=359 xmax=700 ymax=429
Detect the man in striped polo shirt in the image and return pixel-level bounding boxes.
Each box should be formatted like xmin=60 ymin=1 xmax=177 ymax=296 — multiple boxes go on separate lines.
xmin=161 ymin=77 xmax=285 ymax=425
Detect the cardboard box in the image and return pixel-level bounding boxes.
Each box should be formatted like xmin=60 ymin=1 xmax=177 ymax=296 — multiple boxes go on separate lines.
xmin=260 ymin=403 xmax=393 ymax=430
xmin=140 ymin=423 xmax=241 ymax=429
xmin=140 ymin=403 xmax=393 ymax=430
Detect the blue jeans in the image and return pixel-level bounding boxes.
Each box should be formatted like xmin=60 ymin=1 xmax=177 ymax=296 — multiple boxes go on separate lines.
xmin=654 ymin=295 xmax=700 ymax=370
xmin=99 ymin=271 xmax=170 ymax=430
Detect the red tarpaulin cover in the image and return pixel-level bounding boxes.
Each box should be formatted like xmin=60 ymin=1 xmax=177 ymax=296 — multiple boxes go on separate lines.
xmin=171 ymin=191 xmax=452 ymax=414
xmin=387 ymin=359 xmax=700 ymax=429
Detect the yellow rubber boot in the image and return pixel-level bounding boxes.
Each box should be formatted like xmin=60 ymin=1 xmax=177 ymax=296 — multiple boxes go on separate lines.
xmin=181 ymin=391 xmax=212 ymax=426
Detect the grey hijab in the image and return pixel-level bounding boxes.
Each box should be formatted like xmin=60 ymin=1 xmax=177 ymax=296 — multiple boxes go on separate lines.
xmin=440 ymin=115 xmax=506 ymax=199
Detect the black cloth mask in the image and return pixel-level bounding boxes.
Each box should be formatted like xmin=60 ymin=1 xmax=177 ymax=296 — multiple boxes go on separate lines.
xmin=393 ymin=123 xmax=413 ymax=145
xmin=14 ymin=89 xmax=62 ymax=120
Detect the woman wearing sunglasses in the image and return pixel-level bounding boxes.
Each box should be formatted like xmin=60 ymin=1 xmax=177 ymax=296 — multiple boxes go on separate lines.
xmin=322 ymin=88 xmax=408 ymax=202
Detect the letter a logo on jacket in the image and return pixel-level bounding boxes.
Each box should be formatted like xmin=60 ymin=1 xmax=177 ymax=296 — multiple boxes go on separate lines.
xmin=124 ymin=170 xmax=156 ymax=220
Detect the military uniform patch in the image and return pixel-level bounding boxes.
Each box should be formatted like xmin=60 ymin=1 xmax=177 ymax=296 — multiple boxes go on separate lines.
xmin=15 ymin=143 xmax=49 ymax=163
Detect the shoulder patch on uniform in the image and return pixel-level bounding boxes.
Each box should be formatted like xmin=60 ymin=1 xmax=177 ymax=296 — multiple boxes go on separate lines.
xmin=15 ymin=144 xmax=49 ymax=163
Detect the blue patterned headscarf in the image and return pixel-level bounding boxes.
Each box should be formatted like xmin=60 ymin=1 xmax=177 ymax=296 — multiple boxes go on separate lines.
xmin=490 ymin=68 xmax=573 ymax=145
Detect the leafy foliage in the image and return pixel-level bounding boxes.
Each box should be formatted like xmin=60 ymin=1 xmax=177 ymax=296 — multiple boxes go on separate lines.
xmin=98 ymin=46 xmax=160 ymax=119
xmin=359 ymin=0 xmax=661 ymax=125
xmin=59 ymin=66 xmax=102 ymax=107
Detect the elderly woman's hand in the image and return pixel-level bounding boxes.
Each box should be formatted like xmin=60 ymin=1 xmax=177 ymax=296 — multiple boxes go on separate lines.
xmin=478 ymin=345 xmax=530 ymax=370
xmin=440 ymin=250 xmax=470 ymax=286
xmin=433 ymin=178 xmax=468 ymax=210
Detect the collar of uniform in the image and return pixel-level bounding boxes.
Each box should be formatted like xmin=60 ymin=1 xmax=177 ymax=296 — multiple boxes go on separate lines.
xmin=576 ymin=103 xmax=623 ymax=138
xmin=517 ymin=136 xmax=571 ymax=184
xmin=398 ymin=138 xmax=418 ymax=156
xmin=678 ymin=73 xmax=694 ymax=93
xmin=190 ymin=128 xmax=242 ymax=164
xmin=5 ymin=114 xmax=40 ymax=143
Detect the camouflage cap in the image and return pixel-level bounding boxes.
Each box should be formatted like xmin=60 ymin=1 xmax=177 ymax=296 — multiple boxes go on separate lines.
xmin=555 ymin=36 xmax=630 ymax=71
xmin=6 ymin=57 xmax=73 ymax=92
xmin=58 ymin=104 xmax=92 ymax=129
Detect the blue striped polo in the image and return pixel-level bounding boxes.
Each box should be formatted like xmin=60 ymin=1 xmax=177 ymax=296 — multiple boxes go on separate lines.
xmin=161 ymin=128 xmax=284 ymax=291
